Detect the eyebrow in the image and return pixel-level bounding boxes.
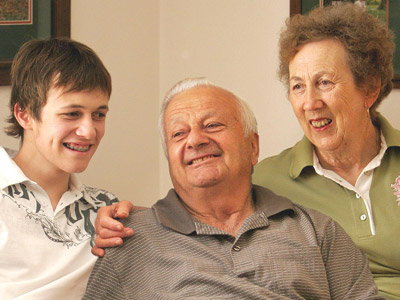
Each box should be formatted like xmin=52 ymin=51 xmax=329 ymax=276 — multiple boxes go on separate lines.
xmin=61 ymin=104 xmax=109 ymax=110
xmin=289 ymin=71 xmax=333 ymax=82
xmin=289 ymin=76 xmax=303 ymax=83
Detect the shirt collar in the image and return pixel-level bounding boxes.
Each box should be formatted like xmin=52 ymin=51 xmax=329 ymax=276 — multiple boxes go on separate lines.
xmin=378 ymin=113 xmax=400 ymax=148
xmin=313 ymin=130 xmax=388 ymax=178
xmin=288 ymin=114 xmax=400 ymax=179
xmin=0 ymin=146 xmax=86 ymax=206
xmin=288 ymin=136 xmax=314 ymax=179
xmin=153 ymin=185 xmax=294 ymax=235
xmin=0 ymin=146 xmax=30 ymax=189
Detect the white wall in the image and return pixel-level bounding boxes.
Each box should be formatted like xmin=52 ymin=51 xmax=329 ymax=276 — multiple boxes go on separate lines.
xmin=70 ymin=0 xmax=161 ymax=206
xmin=0 ymin=0 xmax=161 ymax=207
xmin=1 ymin=1 xmax=399 ymax=206
xmin=158 ymin=0 xmax=298 ymax=195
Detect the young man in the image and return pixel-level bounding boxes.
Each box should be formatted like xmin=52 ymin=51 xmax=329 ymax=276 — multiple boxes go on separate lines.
xmin=0 ymin=38 xmax=130 ymax=299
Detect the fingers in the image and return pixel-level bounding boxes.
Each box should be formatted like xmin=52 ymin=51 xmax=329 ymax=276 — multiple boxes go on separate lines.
xmin=97 ymin=215 xmax=126 ymax=232
xmin=91 ymin=229 xmax=133 ymax=257
xmin=114 ymin=200 xmax=134 ymax=219
xmin=98 ymin=227 xmax=134 ymax=239
xmin=91 ymin=245 xmax=105 ymax=257
xmin=91 ymin=201 xmax=136 ymax=257
xmin=95 ymin=235 xmax=123 ymax=249
xmin=95 ymin=204 xmax=126 ymax=232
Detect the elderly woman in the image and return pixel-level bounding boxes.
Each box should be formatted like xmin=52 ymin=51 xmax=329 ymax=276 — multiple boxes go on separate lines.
xmin=253 ymin=3 xmax=399 ymax=300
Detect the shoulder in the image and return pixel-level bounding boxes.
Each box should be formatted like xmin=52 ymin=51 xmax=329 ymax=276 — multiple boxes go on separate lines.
xmin=256 ymin=147 xmax=296 ymax=169
xmin=292 ymin=203 xmax=333 ymax=227
xmin=291 ymin=203 xmax=346 ymax=244
xmin=121 ymin=208 xmax=156 ymax=228
xmin=119 ymin=208 xmax=165 ymax=242
xmin=105 ymin=208 xmax=163 ymax=260
xmin=253 ymin=145 xmax=298 ymax=187
xmin=255 ymin=137 xmax=308 ymax=174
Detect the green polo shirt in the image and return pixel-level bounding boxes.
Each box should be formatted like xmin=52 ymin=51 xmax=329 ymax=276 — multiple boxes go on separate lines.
xmin=253 ymin=114 xmax=400 ymax=300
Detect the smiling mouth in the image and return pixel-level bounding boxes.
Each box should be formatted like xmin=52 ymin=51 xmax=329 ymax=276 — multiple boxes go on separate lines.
xmin=64 ymin=143 xmax=91 ymax=152
xmin=189 ymin=155 xmax=218 ymax=165
xmin=310 ymin=119 xmax=332 ymax=128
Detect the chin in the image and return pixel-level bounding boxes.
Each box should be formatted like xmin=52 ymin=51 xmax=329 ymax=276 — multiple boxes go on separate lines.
xmin=190 ymin=177 xmax=222 ymax=188
xmin=66 ymin=164 xmax=90 ymax=174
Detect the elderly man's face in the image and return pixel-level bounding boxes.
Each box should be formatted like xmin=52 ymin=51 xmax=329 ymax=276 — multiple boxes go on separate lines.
xmin=163 ymin=86 xmax=258 ymax=192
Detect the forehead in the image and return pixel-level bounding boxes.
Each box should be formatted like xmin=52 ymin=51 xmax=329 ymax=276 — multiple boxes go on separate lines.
xmin=165 ymin=86 xmax=240 ymax=121
xmin=45 ymin=86 xmax=109 ymax=106
xmin=289 ymin=39 xmax=350 ymax=74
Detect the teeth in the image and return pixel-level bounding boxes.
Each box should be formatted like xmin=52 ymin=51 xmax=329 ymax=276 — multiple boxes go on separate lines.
xmin=311 ymin=119 xmax=332 ymax=128
xmin=65 ymin=143 xmax=90 ymax=152
xmin=191 ymin=155 xmax=214 ymax=165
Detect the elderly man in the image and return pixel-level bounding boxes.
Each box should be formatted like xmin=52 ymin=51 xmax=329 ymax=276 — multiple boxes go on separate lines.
xmin=83 ymin=78 xmax=381 ymax=299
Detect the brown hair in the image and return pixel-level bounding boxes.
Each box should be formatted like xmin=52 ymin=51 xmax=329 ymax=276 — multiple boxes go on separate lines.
xmin=6 ymin=37 xmax=112 ymax=139
xmin=279 ymin=3 xmax=394 ymax=122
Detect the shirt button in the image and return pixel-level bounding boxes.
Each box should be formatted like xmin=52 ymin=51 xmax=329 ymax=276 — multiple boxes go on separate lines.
xmin=356 ymin=193 xmax=361 ymax=199
xmin=233 ymin=245 xmax=241 ymax=252
xmin=364 ymin=170 xmax=371 ymax=175
xmin=360 ymin=214 xmax=367 ymax=221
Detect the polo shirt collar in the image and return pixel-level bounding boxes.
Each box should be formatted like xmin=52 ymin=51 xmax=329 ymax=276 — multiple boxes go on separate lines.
xmin=0 ymin=146 xmax=28 ymax=189
xmin=288 ymin=136 xmax=314 ymax=179
xmin=0 ymin=146 xmax=87 ymax=208
xmin=378 ymin=114 xmax=400 ymax=148
xmin=153 ymin=185 xmax=294 ymax=235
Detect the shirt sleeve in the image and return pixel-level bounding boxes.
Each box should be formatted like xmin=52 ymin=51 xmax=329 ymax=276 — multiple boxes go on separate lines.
xmin=82 ymin=255 xmax=125 ymax=300
xmin=320 ymin=218 xmax=384 ymax=300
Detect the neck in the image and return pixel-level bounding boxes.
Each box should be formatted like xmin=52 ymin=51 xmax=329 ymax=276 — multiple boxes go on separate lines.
xmin=316 ymin=121 xmax=380 ymax=185
xmin=13 ymin=146 xmax=70 ymax=211
xmin=176 ymin=181 xmax=254 ymax=237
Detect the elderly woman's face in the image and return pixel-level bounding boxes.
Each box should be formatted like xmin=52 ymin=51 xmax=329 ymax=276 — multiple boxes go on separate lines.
xmin=288 ymin=39 xmax=376 ymax=153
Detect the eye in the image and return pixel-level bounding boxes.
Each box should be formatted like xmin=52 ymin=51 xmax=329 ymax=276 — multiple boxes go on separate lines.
xmin=93 ymin=111 xmax=107 ymax=120
xmin=63 ymin=111 xmax=80 ymax=118
xmin=206 ymin=123 xmax=221 ymax=128
xmin=318 ymin=79 xmax=334 ymax=89
xmin=173 ymin=131 xmax=183 ymax=138
xmin=290 ymin=83 xmax=305 ymax=95
xmin=290 ymin=82 xmax=304 ymax=92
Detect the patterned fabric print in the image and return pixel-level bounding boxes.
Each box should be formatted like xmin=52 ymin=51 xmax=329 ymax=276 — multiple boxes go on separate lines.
xmin=391 ymin=175 xmax=400 ymax=206
xmin=3 ymin=184 xmax=118 ymax=248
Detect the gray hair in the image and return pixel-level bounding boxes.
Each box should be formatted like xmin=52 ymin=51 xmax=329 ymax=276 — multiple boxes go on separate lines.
xmin=159 ymin=77 xmax=258 ymax=157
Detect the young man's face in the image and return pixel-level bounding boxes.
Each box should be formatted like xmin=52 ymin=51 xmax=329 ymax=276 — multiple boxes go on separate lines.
xmin=25 ymin=86 xmax=109 ymax=175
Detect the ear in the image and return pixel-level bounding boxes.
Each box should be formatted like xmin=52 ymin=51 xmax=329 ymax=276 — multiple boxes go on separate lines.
xmin=250 ymin=133 xmax=260 ymax=166
xmin=363 ymin=77 xmax=381 ymax=109
xmin=13 ymin=103 xmax=33 ymax=130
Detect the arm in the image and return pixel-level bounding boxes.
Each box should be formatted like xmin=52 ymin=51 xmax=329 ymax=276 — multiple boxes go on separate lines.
xmin=82 ymin=255 xmax=125 ymax=300
xmin=321 ymin=219 xmax=383 ymax=300
xmin=92 ymin=201 xmax=138 ymax=257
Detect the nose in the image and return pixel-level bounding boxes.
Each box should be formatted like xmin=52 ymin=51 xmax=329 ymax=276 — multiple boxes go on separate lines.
xmin=303 ymin=86 xmax=324 ymax=111
xmin=186 ymin=127 xmax=209 ymax=149
xmin=75 ymin=117 xmax=96 ymax=139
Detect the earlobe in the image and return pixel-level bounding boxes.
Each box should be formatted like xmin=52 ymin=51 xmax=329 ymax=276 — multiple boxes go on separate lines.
xmin=250 ymin=133 xmax=260 ymax=166
xmin=14 ymin=103 xmax=33 ymax=130
xmin=364 ymin=78 xmax=381 ymax=109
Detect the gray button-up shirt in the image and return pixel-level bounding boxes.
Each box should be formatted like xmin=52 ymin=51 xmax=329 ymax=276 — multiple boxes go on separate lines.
xmin=83 ymin=185 xmax=382 ymax=300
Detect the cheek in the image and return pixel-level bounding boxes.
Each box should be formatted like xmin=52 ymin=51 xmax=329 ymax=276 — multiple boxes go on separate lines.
xmin=52 ymin=123 xmax=73 ymax=140
xmin=96 ymin=123 xmax=106 ymax=140
xmin=289 ymin=96 xmax=303 ymax=116
xmin=167 ymin=143 xmax=184 ymax=165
